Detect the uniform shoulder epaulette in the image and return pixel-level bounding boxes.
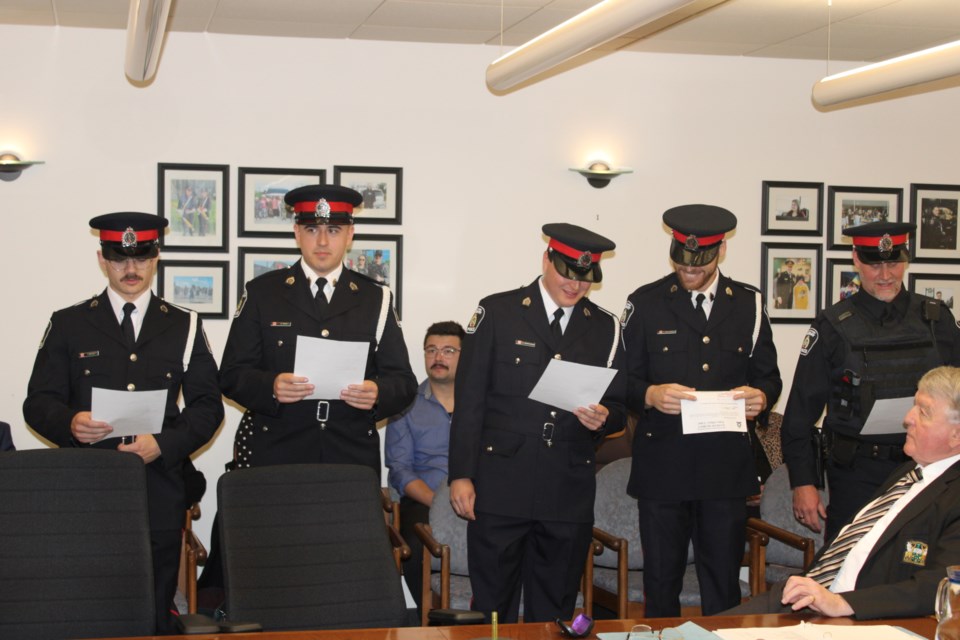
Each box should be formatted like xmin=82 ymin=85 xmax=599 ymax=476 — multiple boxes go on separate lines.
xmin=74 ymin=295 xmax=97 ymax=308
xmin=160 ymin=299 xmax=192 ymax=315
xmin=728 ymin=278 xmax=761 ymax=294
xmin=347 ymin=269 xmax=384 ymax=287
xmin=631 ymin=274 xmax=673 ymax=296
xmin=484 ymin=286 xmax=527 ymax=304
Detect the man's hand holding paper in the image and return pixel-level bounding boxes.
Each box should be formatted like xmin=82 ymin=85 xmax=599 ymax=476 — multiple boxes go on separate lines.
xmin=293 ymin=335 xmax=370 ymax=400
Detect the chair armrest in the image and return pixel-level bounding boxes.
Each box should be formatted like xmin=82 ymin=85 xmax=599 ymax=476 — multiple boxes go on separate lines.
xmin=381 ymin=487 xmax=400 ymax=528
xmin=590 ymin=527 xmax=628 ymax=618
xmin=591 ymin=527 xmax=624 ymax=552
xmin=747 ymin=516 xmax=817 ymax=567
xmin=386 ymin=522 xmax=411 ymax=571
xmin=414 ymin=522 xmax=443 ymax=558
xmin=414 ymin=522 xmax=453 ymax=626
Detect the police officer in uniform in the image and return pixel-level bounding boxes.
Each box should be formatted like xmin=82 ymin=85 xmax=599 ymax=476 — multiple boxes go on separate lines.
xmin=621 ymin=204 xmax=781 ymax=617
xmin=219 ymin=185 xmax=416 ymax=474
xmin=23 ymin=212 xmax=224 ymax=634
xmin=448 ymin=223 xmax=625 ymax=623
xmin=783 ymin=221 xmax=960 ymax=543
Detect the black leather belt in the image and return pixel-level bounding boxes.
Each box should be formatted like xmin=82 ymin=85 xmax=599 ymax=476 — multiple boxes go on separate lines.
xmin=833 ymin=432 xmax=906 ymax=462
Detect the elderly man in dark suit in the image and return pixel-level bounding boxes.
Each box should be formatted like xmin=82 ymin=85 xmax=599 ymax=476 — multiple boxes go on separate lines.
xmin=730 ymin=365 xmax=960 ymax=619
xmin=621 ymin=204 xmax=782 ymax=616
xmin=23 ymin=212 xmax=224 ymax=634
xmin=448 ymin=223 xmax=626 ymax=623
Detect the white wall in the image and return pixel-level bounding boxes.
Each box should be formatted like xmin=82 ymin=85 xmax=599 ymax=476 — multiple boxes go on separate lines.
xmin=2 ymin=25 xmax=959 ymax=549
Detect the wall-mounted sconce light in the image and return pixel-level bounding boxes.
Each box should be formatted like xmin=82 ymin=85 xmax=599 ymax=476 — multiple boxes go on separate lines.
xmin=0 ymin=152 xmax=44 ymax=182
xmin=570 ymin=161 xmax=633 ymax=188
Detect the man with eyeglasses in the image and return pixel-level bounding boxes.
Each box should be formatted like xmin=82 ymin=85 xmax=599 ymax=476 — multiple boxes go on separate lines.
xmin=23 ymin=212 xmax=223 ymax=634
xmin=783 ymin=222 xmax=960 ymax=544
xmin=385 ymin=320 xmax=465 ymax=610
xmin=448 ymin=223 xmax=625 ymax=623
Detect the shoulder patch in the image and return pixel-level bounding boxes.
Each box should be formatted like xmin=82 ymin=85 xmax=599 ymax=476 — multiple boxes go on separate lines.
xmin=799 ymin=327 xmax=819 ymax=356
xmin=201 ymin=326 xmax=213 ymax=355
xmin=234 ymin=289 xmax=248 ymax=318
xmin=466 ymin=305 xmax=485 ymax=334
xmin=39 ymin=320 xmax=52 ymax=349
xmin=620 ymin=300 xmax=635 ymax=327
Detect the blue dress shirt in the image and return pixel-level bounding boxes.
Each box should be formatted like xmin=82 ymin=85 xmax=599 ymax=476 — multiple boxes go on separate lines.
xmin=385 ymin=380 xmax=452 ymax=498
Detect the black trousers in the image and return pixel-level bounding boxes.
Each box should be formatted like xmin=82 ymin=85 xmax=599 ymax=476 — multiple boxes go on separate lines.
xmin=467 ymin=512 xmax=592 ymax=623
xmin=152 ymin=528 xmax=183 ymax=635
xmin=399 ymin=497 xmax=430 ymax=611
xmin=637 ymin=496 xmax=747 ymax=617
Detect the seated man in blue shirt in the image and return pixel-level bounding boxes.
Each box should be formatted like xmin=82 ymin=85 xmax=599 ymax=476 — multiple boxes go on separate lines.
xmin=386 ymin=320 xmax=464 ymax=609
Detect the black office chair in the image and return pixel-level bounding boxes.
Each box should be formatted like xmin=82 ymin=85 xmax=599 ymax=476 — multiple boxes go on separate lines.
xmin=0 ymin=449 xmax=155 ymax=639
xmin=217 ymin=463 xmax=411 ymax=631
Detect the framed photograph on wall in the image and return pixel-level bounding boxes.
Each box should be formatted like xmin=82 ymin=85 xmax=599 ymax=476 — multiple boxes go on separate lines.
xmin=237 ymin=247 xmax=302 ymax=299
xmin=156 ymin=260 xmax=229 ymax=319
xmin=909 ymin=183 xmax=960 ymax=264
xmin=237 ymin=167 xmax=326 ymax=238
xmin=908 ymin=272 xmax=960 ymax=311
xmin=157 ymin=163 xmax=229 ymax=252
xmin=827 ymin=185 xmax=902 ymax=250
xmin=345 ymin=234 xmax=404 ymax=314
xmin=761 ymin=181 xmax=824 ymax=236
xmin=760 ymin=242 xmax=822 ymax=323
xmin=333 ymin=165 xmax=403 ymax=224
xmin=825 ymin=258 xmax=859 ymax=306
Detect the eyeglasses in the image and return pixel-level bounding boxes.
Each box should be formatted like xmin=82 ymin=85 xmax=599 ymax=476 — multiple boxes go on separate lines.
xmin=106 ymin=258 xmax=153 ymax=272
xmin=424 ymin=347 xmax=461 ymax=358
xmin=626 ymin=624 xmax=684 ymax=640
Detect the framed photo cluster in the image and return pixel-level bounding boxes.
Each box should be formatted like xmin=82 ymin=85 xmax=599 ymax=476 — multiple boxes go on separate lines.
xmin=760 ymin=180 xmax=960 ymax=322
xmin=159 ymin=163 xmax=406 ymax=319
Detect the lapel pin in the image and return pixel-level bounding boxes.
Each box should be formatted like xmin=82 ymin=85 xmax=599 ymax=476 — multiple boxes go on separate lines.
xmin=725 ymin=287 xmax=733 ymax=297
xmin=160 ymin=304 xmax=169 ymax=313
xmin=349 ymin=282 xmax=358 ymax=292
xmin=584 ymin=308 xmax=591 ymax=317
xmin=285 ymin=276 xmax=295 ymax=286
xmin=670 ymin=285 xmax=678 ymax=293
xmin=522 ymin=296 xmax=531 ymax=307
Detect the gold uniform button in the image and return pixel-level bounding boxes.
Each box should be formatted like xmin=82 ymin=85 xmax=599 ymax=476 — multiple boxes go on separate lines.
xmin=485 ymin=446 xmax=493 ymax=452
xmin=702 ymin=363 xmax=710 ymax=372
xmin=83 ymin=369 xmax=91 ymax=376
xmin=126 ymin=383 xmax=136 ymax=391
xmin=165 ymin=372 xmax=172 ymax=379
xmin=321 ymin=329 xmax=330 ymax=338
xmin=129 ymin=353 xmax=138 ymax=362
xmin=737 ymin=346 xmax=744 ymax=353
xmin=515 ymin=357 xmax=521 ymax=364
xmin=702 ymin=336 xmax=710 ymax=344
xmin=553 ymin=354 xmax=562 ymax=360
xmin=277 ymin=340 xmax=284 ymax=347
xmin=550 ymin=411 xmax=557 ymax=418
xmin=663 ymin=346 xmax=669 ymax=352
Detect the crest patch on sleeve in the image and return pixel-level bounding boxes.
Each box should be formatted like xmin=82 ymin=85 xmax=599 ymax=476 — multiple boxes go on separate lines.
xmin=620 ymin=301 xmax=635 ymax=327
xmin=466 ymin=306 xmax=485 ymax=334
xmin=39 ymin=320 xmax=52 ymax=349
xmin=234 ymin=290 xmax=248 ymax=318
xmin=799 ymin=327 xmax=819 ymax=356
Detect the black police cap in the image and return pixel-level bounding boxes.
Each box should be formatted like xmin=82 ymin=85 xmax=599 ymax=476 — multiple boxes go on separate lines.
xmin=90 ymin=212 xmax=167 ymax=259
xmin=843 ymin=221 xmax=915 ymax=264
xmin=543 ymin=222 xmax=616 ymax=283
xmin=285 ymin=184 xmax=364 ymax=226
xmin=663 ymin=204 xmax=737 ymax=267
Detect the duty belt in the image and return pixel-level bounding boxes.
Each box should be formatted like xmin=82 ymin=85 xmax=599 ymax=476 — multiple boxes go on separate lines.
xmin=833 ymin=432 xmax=906 ymax=462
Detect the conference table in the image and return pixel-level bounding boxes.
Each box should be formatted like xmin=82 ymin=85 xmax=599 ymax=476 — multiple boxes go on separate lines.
xmin=112 ymin=612 xmax=937 ymax=639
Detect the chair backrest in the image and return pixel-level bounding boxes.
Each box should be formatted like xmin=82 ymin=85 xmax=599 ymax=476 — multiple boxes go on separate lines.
xmin=0 ymin=449 xmax=154 ymax=639
xmin=760 ymin=464 xmax=827 ymax=566
xmin=428 ymin=479 xmax=469 ymax=575
xmin=0 ymin=421 xmax=14 ymax=451
xmin=593 ymin=458 xmax=644 ymax=570
xmin=218 ymin=463 xmax=408 ymax=631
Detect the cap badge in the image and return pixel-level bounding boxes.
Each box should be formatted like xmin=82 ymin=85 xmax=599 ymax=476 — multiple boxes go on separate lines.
xmin=316 ymin=199 xmax=331 ymax=219
xmin=879 ymin=233 xmax=894 ymax=252
xmin=121 ymin=227 xmax=138 ymax=249
xmin=684 ymin=235 xmax=700 ymax=251
xmin=576 ymin=251 xmax=592 ymax=268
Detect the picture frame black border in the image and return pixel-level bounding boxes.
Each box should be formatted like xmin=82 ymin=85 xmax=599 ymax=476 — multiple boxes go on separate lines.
xmin=157 ymin=162 xmax=230 ymax=253
xmin=826 ymin=185 xmax=903 ymax=250
xmin=333 ymin=165 xmax=403 ymax=225
xmin=908 ymin=183 xmax=960 ymax=264
xmin=760 ymin=241 xmax=823 ymax=324
xmin=825 ymin=257 xmax=856 ymax=308
xmin=760 ymin=180 xmax=824 ymax=236
xmin=237 ymin=167 xmax=327 ymax=238
xmin=349 ymin=233 xmax=404 ymax=315
xmin=907 ymin=271 xmax=960 ymax=306
xmin=156 ymin=259 xmax=230 ymax=320
xmin=236 ymin=246 xmax=302 ymax=301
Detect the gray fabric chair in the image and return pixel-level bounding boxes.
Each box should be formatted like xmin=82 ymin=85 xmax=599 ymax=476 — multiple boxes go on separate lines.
xmin=747 ymin=463 xmax=827 ymax=590
xmin=0 ymin=449 xmax=154 ymax=639
xmin=217 ymin=463 xmax=410 ymax=631
xmin=592 ymin=458 xmax=753 ymax=616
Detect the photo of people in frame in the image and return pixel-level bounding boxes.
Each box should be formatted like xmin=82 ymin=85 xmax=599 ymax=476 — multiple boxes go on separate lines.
xmin=919 ymin=196 xmax=958 ymax=251
xmin=771 ymin=256 xmax=813 ymax=310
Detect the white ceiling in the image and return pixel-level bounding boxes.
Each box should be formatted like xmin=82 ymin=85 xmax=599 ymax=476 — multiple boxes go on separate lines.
xmin=1 ymin=0 xmax=960 ymax=63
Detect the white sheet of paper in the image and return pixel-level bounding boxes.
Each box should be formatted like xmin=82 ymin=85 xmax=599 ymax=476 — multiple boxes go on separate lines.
xmin=527 ymin=358 xmax=617 ymax=413
xmin=680 ymin=391 xmax=747 ymax=435
xmin=91 ymin=387 xmax=166 ymax=438
xmin=294 ymin=335 xmax=369 ymax=400
xmin=714 ymin=622 xmax=920 ymax=640
xmin=861 ymin=396 xmax=914 ymax=435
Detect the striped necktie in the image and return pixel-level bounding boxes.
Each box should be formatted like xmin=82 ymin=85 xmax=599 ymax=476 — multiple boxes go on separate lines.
xmin=805 ymin=466 xmax=922 ymax=588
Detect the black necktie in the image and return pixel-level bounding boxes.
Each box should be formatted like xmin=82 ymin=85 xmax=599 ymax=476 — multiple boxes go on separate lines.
xmin=121 ymin=302 xmax=136 ymax=347
xmin=315 ymin=277 xmax=328 ymax=313
xmin=550 ymin=308 xmax=564 ymax=338
xmin=695 ymin=293 xmax=708 ymax=323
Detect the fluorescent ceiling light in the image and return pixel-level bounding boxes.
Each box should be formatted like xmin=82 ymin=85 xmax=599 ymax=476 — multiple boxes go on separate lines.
xmin=486 ymin=0 xmax=721 ymax=93
xmin=124 ymin=0 xmax=173 ymax=83
xmin=812 ymin=39 xmax=960 ymax=108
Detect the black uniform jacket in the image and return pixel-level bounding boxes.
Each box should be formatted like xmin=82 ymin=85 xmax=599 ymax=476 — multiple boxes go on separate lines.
xmin=23 ymin=290 xmax=224 ymax=530
xmin=836 ymin=458 xmax=960 ymax=619
xmin=219 ymin=260 xmax=416 ymax=472
xmin=622 ymin=272 xmax=782 ymax=501
xmin=447 ymin=279 xmax=626 ymax=524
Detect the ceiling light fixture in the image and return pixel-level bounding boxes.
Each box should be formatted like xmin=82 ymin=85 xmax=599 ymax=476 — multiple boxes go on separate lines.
xmin=486 ymin=0 xmax=724 ymax=93
xmin=812 ymin=39 xmax=960 ymax=108
xmin=124 ymin=0 xmax=173 ymax=83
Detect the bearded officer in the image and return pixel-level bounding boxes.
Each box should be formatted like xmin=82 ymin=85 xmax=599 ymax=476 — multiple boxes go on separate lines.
xmin=448 ymin=223 xmax=626 ymax=623
xmin=219 ymin=185 xmax=416 ymax=474
xmin=621 ymin=204 xmax=782 ymax=616
xmin=783 ymin=221 xmax=960 ymax=543
xmin=23 ymin=212 xmax=224 ymax=634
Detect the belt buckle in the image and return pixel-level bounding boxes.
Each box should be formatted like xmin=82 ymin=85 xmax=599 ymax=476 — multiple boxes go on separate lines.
xmin=317 ymin=400 xmax=330 ymax=423
xmin=542 ymin=422 xmax=555 ymax=447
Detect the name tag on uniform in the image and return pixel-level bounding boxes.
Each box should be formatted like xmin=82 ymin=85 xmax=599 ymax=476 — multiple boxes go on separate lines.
xmin=656 ymin=330 xmax=677 ymax=335
xmin=270 ymin=322 xmax=293 ymax=327
xmin=515 ymin=340 xmax=536 ymax=348
xmin=78 ymin=351 xmax=100 ymax=359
